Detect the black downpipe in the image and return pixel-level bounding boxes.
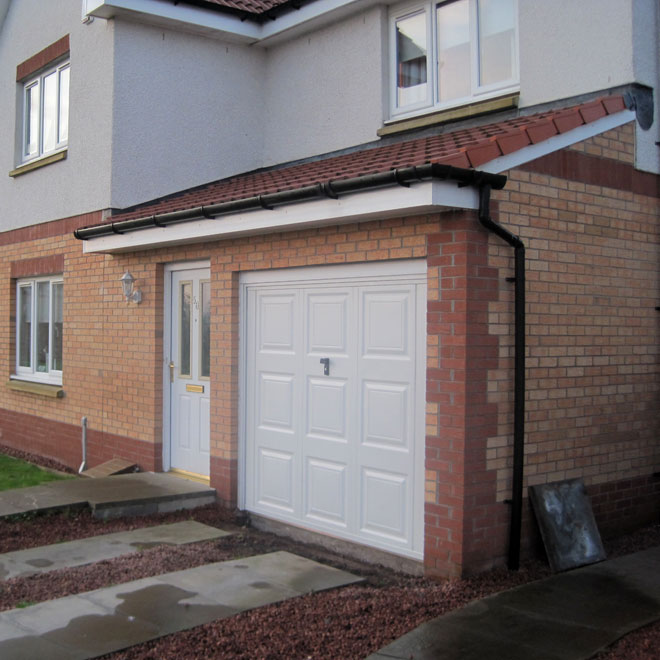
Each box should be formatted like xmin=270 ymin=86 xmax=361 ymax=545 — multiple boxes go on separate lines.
xmin=478 ymin=184 xmax=526 ymax=571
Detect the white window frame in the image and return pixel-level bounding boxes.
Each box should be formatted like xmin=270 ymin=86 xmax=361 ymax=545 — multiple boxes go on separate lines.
xmin=14 ymin=276 xmax=64 ymax=385
xmin=22 ymin=59 xmax=69 ymax=163
xmin=389 ymin=0 xmax=519 ymax=119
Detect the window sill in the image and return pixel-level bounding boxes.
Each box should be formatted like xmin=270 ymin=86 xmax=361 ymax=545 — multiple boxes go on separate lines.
xmin=378 ymin=93 xmax=520 ymax=137
xmin=7 ymin=378 xmax=64 ymax=398
xmin=9 ymin=150 xmax=67 ymax=178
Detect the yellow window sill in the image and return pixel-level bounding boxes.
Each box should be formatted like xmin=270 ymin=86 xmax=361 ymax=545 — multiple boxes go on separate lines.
xmin=378 ymin=93 xmax=520 ymax=137
xmin=7 ymin=379 xmax=64 ymax=398
xmin=9 ymin=150 xmax=67 ymax=178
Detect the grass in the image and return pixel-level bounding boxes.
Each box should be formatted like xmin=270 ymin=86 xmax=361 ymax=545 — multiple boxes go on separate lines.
xmin=0 ymin=453 xmax=72 ymax=491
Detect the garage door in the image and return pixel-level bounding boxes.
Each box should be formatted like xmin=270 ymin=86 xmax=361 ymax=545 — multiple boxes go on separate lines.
xmin=241 ymin=261 xmax=426 ymax=559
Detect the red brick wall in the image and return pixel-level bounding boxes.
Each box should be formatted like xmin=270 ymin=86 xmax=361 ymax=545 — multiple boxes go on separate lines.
xmin=0 ymin=122 xmax=657 ymax=576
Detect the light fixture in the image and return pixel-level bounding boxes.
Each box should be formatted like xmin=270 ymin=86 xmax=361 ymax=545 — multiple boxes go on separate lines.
xmin=120 ymin=271 xmax=142 ymax=304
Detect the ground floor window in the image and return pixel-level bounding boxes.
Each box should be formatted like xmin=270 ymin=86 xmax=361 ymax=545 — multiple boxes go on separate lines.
xmin=15 ymin=275 xmax=63 ymax=384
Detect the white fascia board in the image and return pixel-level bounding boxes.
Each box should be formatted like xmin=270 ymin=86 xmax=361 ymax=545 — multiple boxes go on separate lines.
xmin=84 ymin=0 xmax=261 ymax=42
xmin=83 ymin=0 xmax=373 ymax=44
xmin=82 ymin=179 xmax=478 ymax=253
xmin=481 ymin=109 xmax=636 ymax=174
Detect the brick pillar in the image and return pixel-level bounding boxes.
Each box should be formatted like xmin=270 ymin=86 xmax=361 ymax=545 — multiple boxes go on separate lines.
xmin=424 ymin=211 xmax=504 ymax=577
xmin=210 ymin=267 xmax=239 ymax=508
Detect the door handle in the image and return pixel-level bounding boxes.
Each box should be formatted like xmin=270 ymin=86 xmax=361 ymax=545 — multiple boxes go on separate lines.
xmin=320 ymin=357 xmax=330 ymax=376
xmin=169 ymin=361 xmax=175 ymax=383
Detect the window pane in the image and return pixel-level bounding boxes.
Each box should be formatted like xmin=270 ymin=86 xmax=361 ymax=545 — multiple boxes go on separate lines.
xmin=200 ymin=281 xmax=210 ymax=379
xmin=51 ymin=282 xmax=63 ymax=372
xmin=437 ymin=0 xmax=471 ymax=102
xmin=25 ymin=83 xmax=39 ymax=157
xmin=58 ymin=66 xmax=70 ymax=143
xmin=42 ymin=71 xmax=58 ymax=152
xmin=395 ymin=12 xmax=428 ymax=107
xmin=478 ymin=0 xmax=515 ymax=86
xmin=180 ymin=282 xmax=192 ymax=377
xmin=19 ymin=286 xmax=32 ymax=368
xmin=36 ymin=281 xmax=50 ymax=373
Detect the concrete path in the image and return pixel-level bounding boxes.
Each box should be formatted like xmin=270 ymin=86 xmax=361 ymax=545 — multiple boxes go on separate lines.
xmin=368 ymin=546 xmax=660 ymax=660
xmin=0 ymin=472 xmax=216 ymax=519
xmin=0 ymin=550 xmax=362 ymax=659
xmin=0 ymin=521 xmax=230 ymax=580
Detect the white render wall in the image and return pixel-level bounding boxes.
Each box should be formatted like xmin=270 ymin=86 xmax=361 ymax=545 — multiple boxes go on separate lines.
xmin=0 ymin=0 xmax=115 ymax=232
xmin=518 ymin=0 xmax=636 ymax=107
xmin=110 ymin=19 xmax=266 ymax=209
xmin=262 ymin=6 xmax=386 ymax=166
xmin=1 ymin=0 xmax=658 ymax=233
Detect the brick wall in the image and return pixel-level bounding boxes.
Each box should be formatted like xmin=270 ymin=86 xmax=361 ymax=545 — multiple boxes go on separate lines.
xmin=0 ymin=122 xmax=657 ymax=576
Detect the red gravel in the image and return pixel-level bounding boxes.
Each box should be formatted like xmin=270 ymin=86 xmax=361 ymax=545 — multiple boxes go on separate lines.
xmin=1 ymin=445 xmax=658 ymax=659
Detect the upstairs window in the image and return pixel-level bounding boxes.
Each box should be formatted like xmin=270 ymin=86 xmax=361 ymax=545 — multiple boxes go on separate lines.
xmin=16 ymin=276 xmax=64 ymax=384
xmin=391 ymin=0 xmax=518 ymax=117
xmin=22 ymin=60 xmax=70 ymax=161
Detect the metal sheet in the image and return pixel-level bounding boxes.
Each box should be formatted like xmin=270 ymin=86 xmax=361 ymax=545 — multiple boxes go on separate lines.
xmin=529 ymin=478 xmax=606 ymax=573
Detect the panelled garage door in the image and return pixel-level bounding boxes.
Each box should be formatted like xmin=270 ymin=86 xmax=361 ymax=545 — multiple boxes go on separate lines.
xmin=241 ymin=261 xmax=426 ymax=559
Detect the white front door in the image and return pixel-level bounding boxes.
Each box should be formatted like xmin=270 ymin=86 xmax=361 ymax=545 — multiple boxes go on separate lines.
xmin=167 ymin=264 xmax=211 ymax=477
xmin=242 ymin=261 xmax=426 ymax=559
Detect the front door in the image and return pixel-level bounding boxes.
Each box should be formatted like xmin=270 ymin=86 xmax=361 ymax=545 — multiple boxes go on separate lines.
xmin=167 ymin=265 xmax=211 ymax=477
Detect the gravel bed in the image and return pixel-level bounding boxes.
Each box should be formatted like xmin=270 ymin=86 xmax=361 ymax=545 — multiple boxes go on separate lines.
xmin=0 ymin=445 xmax=658 ymax=659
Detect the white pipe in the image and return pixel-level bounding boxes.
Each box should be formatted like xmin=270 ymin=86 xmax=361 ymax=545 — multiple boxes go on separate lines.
xmin=78 ymin=416 xmax=88 ymax=474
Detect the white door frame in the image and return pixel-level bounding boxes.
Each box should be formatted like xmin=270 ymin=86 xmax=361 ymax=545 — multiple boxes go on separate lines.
xmin=162 ymin=260 xmax=211 ymax=473
xmin=238 ymin=260 xmax=427 ymax=558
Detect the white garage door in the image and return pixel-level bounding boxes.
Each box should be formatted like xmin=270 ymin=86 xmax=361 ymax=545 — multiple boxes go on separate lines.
xmin=241 ymin=261 xmax=426 ymax=559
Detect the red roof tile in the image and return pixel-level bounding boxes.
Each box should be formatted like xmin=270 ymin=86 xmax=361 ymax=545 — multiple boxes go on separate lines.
xmin=108 ymin=96 xmax=628 ymax=224
xmin=189 ymin=0 xmax=292 ymax=15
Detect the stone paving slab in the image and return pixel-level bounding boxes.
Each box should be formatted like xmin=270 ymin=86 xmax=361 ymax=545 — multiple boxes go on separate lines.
xmin=0 ymin=550 xmax=363 ymax=659
xmin=0 ymin=521 xmax=231 ymax=580
xmin=0 ymin=472 xmax=216 ymax=519
xmin=368 ymin=546 xmax=660 ymax=660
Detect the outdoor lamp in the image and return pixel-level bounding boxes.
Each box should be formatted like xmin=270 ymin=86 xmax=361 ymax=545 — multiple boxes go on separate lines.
xmin=120 ymin=271 xmax=142 ymax=304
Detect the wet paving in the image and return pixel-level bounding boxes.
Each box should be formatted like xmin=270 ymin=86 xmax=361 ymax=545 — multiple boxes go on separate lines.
xmin=0 ymin=551 xmax=363 ymax=659
xmin=0 ymin=520 xmax=230 ymax=580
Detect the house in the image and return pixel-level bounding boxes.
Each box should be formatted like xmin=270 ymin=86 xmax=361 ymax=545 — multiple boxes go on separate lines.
xmin=0 ymin=0 xmax=658 ymax=578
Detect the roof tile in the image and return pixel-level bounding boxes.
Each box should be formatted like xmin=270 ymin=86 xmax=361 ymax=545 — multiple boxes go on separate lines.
xmin=107 ymin=95 xmax=628 ymax=225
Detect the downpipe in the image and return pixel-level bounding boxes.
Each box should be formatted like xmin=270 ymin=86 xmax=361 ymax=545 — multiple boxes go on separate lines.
xmin=478 ymin=184 xmax=526 ymax=571
xmin=78 ymin=416 xmax=88 ymax=474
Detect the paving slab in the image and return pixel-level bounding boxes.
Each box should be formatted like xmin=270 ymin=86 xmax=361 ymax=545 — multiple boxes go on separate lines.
xmin=0 ymin=472 xmax=216 ymax=519
xmin=368 ymin=546 xmax=660 ymax=660
xmin=0 ymin=521 xmax=231 ymax=580
xmin=0 ymin=550 xmax=362 ymax=660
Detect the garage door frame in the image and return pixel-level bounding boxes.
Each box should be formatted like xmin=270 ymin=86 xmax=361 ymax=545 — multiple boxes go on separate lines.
xmin=238 ymin=260 xmax=427 ymax=559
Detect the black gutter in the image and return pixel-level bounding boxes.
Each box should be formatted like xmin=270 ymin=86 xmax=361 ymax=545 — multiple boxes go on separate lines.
xmin=74 ymin=163 xmax=507 ymax=240
xmin=478 ymin=183 xmax=526 ymax=571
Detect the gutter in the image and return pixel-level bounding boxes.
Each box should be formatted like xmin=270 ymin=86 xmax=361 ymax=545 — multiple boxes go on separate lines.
xmin=478 ymin=183 xmax=526 ymax=572
xmin=74 ymin=163 xmax=507 ymax=240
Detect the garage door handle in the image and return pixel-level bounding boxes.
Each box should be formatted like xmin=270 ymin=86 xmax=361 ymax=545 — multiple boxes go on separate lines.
xmin=320 ymin=358 xmax=330 ymax=376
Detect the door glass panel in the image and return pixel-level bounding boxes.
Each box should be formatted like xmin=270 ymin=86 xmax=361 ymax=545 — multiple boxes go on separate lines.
xmin=200 ymin=280 xmax=210 ymax=379
xmin=437 ymin=0 xmax=471 ymax=102
xmin=19 ymin=285 xmax=32 ymax=368
xmin=42 ymin=71 xmax=58 ymax=153
xmin=51 ymin=282 xmax=63 ymax=372
xmin=36 ymin=281 xmax=50 ymax=372
xmin=395 ymin=11 xmax=427 ymax=107
xmin=478 ymin=0 xmax=515 ymax=86
xmin=179 ymin=282 xmax=192 ymax=377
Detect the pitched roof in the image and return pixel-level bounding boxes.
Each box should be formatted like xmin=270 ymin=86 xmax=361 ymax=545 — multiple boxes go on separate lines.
xmin=105 ymin=95 xmax=627 ymax=227
xmin=183 ymin=0 xmax=296 ymax=16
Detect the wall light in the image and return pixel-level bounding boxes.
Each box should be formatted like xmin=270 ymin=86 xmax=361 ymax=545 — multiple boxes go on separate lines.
xmin=120 ymin=271 xmax=142 ymax=304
